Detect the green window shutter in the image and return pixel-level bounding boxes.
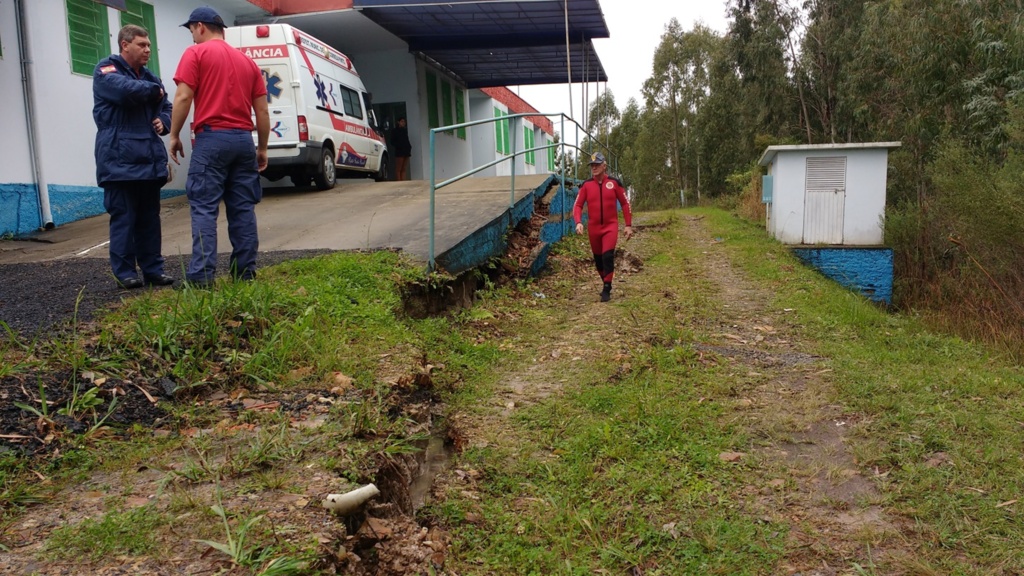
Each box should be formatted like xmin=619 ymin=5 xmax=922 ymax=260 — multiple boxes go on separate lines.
xmin=119 ymin=0 xmax=159 ymax=76
xmin=67 ymin=0 xmax=111 ymax=76
xmin=440 ymin=81 xmax=453 ymax=133
xmin=523 ymin=127 xmax=529 ymax=163
xmin=503 ymin=114 xmax=510 ymax=156
xmin=524 ymin=128 xmax=534 ymax=165
xmin=493 ymin=107 xmax=504 ymax=154
xmin=454 ymin=88 xmax=465 ymax=139
xmin=548 ymin=139 xmax=555 ymax=171
xmin=425 ymin=72 xmax=439 ymax=129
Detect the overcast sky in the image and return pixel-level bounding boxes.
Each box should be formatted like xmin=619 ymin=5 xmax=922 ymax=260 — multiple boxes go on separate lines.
xmin=513 ymin=1 xmax=731 ymax=135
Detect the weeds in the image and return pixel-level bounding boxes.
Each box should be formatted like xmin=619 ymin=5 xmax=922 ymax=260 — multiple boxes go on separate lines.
xmin=44 ymin=505 xmax=168 ymax=561
xmin=194 ymin=500 xmax=271 ymax=568
xmin=194 ymin=490 xmax=303 ymax=573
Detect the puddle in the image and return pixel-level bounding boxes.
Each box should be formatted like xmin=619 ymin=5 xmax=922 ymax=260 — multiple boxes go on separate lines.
xmin=409 ymin=435 xmax=452 ymax=510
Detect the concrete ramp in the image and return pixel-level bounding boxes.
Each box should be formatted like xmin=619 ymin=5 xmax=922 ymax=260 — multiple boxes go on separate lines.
xmin=0 ymin=175 xmax=556 ymax=274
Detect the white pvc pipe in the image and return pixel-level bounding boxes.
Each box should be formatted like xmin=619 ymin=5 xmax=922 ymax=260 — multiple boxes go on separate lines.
xmin=15 ymin=0 xmax=54 ymax=231
xmin=322 ymin=483 xmax=380 ymax=515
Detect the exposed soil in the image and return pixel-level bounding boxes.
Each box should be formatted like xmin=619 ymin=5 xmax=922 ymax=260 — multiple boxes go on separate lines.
xmin=1 ymin=213 xmax=918 ymax=574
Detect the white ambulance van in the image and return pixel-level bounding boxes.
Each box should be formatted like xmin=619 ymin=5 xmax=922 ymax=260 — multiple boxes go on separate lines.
xmin=225 ymin=24 xmax=389 ymax=189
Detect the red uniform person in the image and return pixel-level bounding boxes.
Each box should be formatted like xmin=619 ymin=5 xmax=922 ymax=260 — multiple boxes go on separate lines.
xmin=574 ymin=152 xmax=633 ymax=302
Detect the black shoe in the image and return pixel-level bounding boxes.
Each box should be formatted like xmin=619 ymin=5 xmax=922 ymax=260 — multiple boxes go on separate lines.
xmin=600 ymin=285 xmax=611 ymax=302
xmin=180 ymin=278 xmax=213 ymax=290
xmin=144 ymin=274 xmax=175 ymax=287
xmin=117 ymin=277 xmax=144 ymax=290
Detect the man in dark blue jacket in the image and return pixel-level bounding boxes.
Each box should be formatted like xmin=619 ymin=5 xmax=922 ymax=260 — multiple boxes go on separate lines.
xmin=93 ymin=24 xmax=174 ymax=289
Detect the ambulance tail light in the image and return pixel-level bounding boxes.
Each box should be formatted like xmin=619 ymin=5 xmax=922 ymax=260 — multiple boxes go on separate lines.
xmin=297 ymin=116 xmax=309 ymax=141
xmin=256 ymin=25 xmax=270 ymax=38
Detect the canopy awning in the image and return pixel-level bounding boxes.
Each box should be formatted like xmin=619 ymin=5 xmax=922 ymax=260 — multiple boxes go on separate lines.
xmin=352 ymin=0 xmax=609 ymax=88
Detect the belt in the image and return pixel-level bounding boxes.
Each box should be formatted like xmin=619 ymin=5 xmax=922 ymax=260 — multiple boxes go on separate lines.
xmin=195 ymin=125 xmax=250 ymax=134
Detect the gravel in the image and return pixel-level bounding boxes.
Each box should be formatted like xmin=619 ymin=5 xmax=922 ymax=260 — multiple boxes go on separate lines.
xmin=0 ymin=250 xmax=332 ymax=339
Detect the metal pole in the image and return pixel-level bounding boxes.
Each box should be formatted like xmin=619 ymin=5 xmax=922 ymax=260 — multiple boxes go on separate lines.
xmin=428 ymin=129 xmax=437 ymax=270
xmin=560 ymin=115 xmax=566 ymax=229
xmin=510 ymin=116 xmax=517 ymax=209
xmin=564 ymin=1 xmax=573 ymax=119
xmin=575 ymin=122 xmax=580 ymax=182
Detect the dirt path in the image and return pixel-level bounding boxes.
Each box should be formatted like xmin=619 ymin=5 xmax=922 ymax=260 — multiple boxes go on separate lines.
xmin=442 ymin=213 xmax=911 ymax=574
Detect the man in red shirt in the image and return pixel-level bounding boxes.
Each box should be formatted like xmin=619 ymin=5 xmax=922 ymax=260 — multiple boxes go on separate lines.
xmin=573 ymin=152 xmax=633 ymax=302
xmin=169 ymin=7 xmax=269 ymax=288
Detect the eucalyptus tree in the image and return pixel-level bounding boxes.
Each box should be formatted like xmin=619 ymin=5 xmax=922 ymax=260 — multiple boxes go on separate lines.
xmin=726 ymin=0 xmax=802 ymax=142
xmin=798 ymin=0 xmax=866 ymax=143
xmin=643 ymin=19 xmax=721 ymax=203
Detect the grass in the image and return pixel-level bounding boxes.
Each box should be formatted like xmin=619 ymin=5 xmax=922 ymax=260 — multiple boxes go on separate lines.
xmin=2 ymin=210 xmax=1024 ymax=574
xmin=432 ymin=214 xmax=787 ymax=574
xmin=0 ymin=249 xmax=497 ymax=573
xmin=687 ymin=207 xmax=1024 ymax=573
xmin=44 ymin=505 xmax=169 ymax=562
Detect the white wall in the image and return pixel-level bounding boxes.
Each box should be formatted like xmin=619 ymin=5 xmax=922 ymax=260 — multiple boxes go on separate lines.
xmin=348 ymin=48 xmax=421 ymax=178
xmin=4 ymin=0 xmax=253 ymax=192
xmin=768 ymin=153 xmax=806 ymax=244
xmin=469 ymin=91 xmax=498 ymax=177
xmin=768 ymin=148 xmax=888 ymax=246
xmin=0 ymin=0 xmax=33 ymax=183
xmin=843 ymin=149 xmax=888 ymax=245
xmin=417 ymin=62 xmax=472 ymax=182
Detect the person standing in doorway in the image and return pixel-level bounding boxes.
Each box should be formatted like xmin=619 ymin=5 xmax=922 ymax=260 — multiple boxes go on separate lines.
xmin=574 ymin=152 xmax=633 ymax=302
xmin=93 ymin=24 xmax=175 ymax=289
xmin=392 ymin=117 xmax=412 ymax=181
xmin=168 ymin=6 xmax=269 ymax=287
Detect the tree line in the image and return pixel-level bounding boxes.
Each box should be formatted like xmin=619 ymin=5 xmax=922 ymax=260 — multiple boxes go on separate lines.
xmin=580 ymin=0 xmax=1023 ymax=354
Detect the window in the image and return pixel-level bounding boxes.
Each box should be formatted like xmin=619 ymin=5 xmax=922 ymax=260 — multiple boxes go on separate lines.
xmin=454 ymin=88 xmax=466 ymax=139
xmin=441 ymin=80 xmax=453 ymax=133
xmin=340 ymin=86 xmax=363 ymax=119
xmin=524 ymin=127 xmax=535 ymax=165
xmin=425 ymin=72 xmax=439 ymax=129
xmin=119 ymin=0 xmax=159 ymax=76
xmin=67 ymin=0 xmax=111 ymax=76
xmin=494 ymin=108 xmax=510 ymax=155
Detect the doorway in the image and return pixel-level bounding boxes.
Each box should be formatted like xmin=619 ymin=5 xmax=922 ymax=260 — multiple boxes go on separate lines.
xmin=373 ymin=102 xmax=408 ymax=181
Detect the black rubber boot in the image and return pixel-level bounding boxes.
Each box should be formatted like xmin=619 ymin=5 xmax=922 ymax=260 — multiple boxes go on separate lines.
xmin=600 ymin=282 xmax=612 ymax=302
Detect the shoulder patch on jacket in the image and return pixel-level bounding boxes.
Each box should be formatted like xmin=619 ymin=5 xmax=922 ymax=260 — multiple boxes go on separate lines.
xmin=100 ymin=65 xmax=117 ymax=74
xmin=609 ymin=176 xmax=623 ymax=187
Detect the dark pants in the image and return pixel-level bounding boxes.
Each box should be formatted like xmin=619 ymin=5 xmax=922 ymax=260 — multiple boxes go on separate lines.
xmin=104 ymin=181 xmax=165 ymax=281
xmin=186 ymin=129 xmax=262 ymax=283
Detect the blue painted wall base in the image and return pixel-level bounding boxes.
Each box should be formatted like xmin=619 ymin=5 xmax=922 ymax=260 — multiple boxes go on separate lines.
xmin=791 ymin=247 xmax=893 ymax=305
xmin=1 ymin=183 xmax=185 ymax=237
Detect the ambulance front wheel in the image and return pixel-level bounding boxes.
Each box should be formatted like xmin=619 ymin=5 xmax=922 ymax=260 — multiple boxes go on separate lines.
xmin=314 ymin=147 xmax=337 ymax=190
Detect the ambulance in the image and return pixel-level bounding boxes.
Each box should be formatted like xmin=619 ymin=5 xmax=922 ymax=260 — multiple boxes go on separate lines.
xmin=225 ymin=24 xmax=389 ymax=189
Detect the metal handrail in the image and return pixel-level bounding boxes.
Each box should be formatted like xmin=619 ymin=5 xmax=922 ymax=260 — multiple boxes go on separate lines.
xmin=428 ymin=112 xmax=615 ymax=270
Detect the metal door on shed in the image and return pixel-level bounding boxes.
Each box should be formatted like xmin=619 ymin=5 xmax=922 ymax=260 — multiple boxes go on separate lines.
xmin=802 ymin=156 xmax=847 ymax=244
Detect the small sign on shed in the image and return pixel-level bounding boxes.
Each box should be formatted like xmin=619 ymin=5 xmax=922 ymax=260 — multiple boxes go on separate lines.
xmin=758 ymin=142 xmax=902 ymax=304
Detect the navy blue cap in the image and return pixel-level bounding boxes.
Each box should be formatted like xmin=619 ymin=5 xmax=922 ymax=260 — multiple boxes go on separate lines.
xmin=588 ymin=152 xmax=606 ymax=165
xmin=181 ymin=6 xmax=227 ymax=28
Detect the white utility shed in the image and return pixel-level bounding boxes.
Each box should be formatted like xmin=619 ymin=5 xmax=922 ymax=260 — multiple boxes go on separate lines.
xmin=758 ymin=142 xmax=901 ymax=245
